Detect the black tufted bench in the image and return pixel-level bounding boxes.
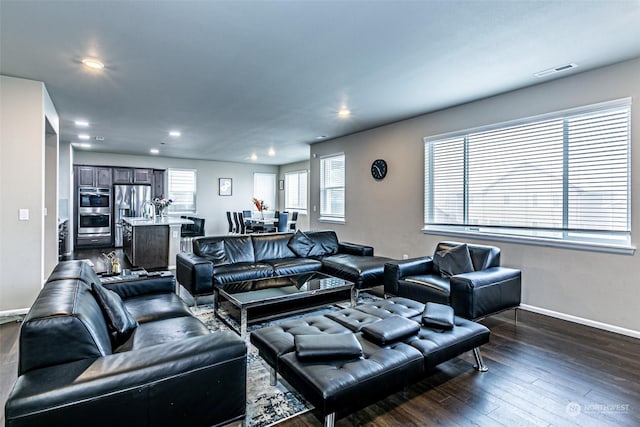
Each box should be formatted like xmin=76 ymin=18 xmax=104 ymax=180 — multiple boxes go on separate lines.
xmin=250 ymin=297 xmax=490 ymax=427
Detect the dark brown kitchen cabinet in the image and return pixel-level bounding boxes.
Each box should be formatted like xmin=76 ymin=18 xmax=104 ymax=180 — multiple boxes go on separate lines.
xmin=76 ymin=166 xmax=112 ymax=187
xmin=112 ymin=168 xmax=133 ymax=184
xmin=152 ymin=169 xmax=165 ymax=198
xmin=123 ymin=222 xmax=169 ymax=270
xmin=133 ymin=168 xmax=153 ymax=184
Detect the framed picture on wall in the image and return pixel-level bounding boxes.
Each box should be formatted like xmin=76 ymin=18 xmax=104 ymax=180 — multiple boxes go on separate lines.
xmin=219 ymin=178 xmax=232 ymax=196
xmin=279 ymin=180 xmax=284 ymax=190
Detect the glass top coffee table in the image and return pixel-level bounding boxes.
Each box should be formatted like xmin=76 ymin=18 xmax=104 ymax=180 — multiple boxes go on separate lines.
xmin=214 ymin=272 xmax=355 ymax=337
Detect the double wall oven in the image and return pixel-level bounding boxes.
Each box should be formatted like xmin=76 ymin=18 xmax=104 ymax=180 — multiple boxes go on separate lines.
xmin=77 ymin=187 xmax=112 ymax=246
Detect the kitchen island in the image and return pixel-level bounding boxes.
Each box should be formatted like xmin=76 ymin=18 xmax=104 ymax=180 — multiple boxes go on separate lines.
xmin=122 ymin=216 xmax=193 ymax=270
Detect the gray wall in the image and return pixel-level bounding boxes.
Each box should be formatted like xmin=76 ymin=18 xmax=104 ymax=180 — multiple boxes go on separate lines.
xmin=1 ymin=76 xmax=59 ymax=312
xmin=74 ymin=151 xmax=279 ymax=236
xmin=310 ymin=58 xmax=640 ymax=336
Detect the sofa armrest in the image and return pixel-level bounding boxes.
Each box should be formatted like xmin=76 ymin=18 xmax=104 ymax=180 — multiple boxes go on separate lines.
xmin=5 ymin=333 xmax=247 ymax=427
xmin=450 ymin=267 xmax=522 ymax=319
xmin=338 ymin=242 xmax=374 ymax=256
xmin=103 ymin=276 xmax=176 ymax=299
xmin=176 ymin=252 xmax=214 ymax=296
xmin=383 ymin=256 xmax=432 ymax=295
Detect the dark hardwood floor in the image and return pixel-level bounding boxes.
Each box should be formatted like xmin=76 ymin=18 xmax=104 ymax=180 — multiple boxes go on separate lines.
xmin=2 ymin=304 xmax=638 ymax=426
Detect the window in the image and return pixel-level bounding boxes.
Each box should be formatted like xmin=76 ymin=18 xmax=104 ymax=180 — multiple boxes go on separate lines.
xmin=285 ymin=170 xmax=308 ymax=214
xmin=320 ymin=153 xmax=345 ymax=221
xmin=253 ymin=173 xmax=276 ymax=212
xmin=424 ymin=99 xmax=631 ymax=250
xmin=167 ymin=169 xmax=197 ymax=213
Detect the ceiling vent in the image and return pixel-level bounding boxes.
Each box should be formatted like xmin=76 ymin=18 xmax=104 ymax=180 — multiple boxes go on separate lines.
xmin=95 ymin=136 xmax=105 ymax=141
xmin=534 ymin=63 xmax=578 ymax=78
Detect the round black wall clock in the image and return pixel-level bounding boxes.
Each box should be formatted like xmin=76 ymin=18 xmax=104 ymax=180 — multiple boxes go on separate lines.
xmin=371 ymin=159 xmax=388 ymax=180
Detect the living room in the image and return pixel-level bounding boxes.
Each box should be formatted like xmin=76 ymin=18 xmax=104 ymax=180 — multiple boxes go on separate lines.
xmin=2 ymin=1 xmax=640 ymax=426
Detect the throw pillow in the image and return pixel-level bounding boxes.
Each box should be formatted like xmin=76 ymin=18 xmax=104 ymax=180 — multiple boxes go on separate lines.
xmin=287 ymin=230 xmax=316 ymax=257
xmin=422 ymin=302 xmax=455 ymax=330
xmin=91 ymin=282 xmax=138 ymax=345
xmin=295 ymin=333 xmax=363 ymax=360
xmin=434 ymin=243 xmax=474 ymax=278
xmin=361 ymin=316 xmax=420 ymax=345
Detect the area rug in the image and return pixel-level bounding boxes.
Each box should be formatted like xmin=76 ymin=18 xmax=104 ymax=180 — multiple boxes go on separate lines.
xmin=191 ymin=293 xmax=380 ymax=427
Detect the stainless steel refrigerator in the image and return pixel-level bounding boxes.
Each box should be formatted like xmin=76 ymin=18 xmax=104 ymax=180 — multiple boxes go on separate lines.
xmin=113 ymin=185 xmax=151 ymax=247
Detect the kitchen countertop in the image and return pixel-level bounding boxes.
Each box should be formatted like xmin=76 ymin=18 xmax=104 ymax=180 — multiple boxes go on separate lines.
xmin=123 ymin=216 xmax=194 ymax=226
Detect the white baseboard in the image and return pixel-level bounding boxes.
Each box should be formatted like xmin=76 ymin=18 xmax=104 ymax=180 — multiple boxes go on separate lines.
xmin=520 ymin=304 xmax=640 ymax=339
xmin=0 ymin=308 xmax=29 ymax=317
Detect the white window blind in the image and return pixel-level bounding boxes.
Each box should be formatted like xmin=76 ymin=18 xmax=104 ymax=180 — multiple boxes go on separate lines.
xmin=320 ymin=153 xmax=345 ymax=220
xmin=424 ymin=100 xmax=630 ymax=246
xmin=285 ymin=170 xmax=308 ymax=213
xmin=167 ymin=169 xmax=196 ymax=213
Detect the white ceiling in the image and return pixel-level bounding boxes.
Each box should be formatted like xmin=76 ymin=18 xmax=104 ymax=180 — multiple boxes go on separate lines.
xmin=1 ymin=0 xmax=639 ymax=165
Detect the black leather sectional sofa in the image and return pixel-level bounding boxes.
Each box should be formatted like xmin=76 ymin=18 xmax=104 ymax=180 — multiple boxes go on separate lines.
xmin=250 ymin=296 xmax=490 ymax=427
xmin=4 ymin=260 xmax=247 ymax=427
xmin=177 ymin=230 xmax=394 ymax=299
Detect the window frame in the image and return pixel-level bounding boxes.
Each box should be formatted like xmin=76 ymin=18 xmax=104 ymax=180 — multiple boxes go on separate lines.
xmin=284 ymin=170 xmax=308 ymax=215
xmin=423 ymin=98 xmax=634 ymax=255
xmin=319 ymin=153 xmax=346 ymax=223
xmin=167 ymin=168 xmax=197 ymax=214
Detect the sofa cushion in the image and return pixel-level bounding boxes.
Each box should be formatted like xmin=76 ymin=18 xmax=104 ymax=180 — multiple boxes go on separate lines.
xmin=422 ymin=302 xmax=455 ymax=330
xmin=123 ymin=292 xmax=192 ymax=324
xmin=267 ymin=257 xmax=323 ymax=277
xmin=113 ymin=316 xmax=211 ymax=352
xmin=198 ymin=240 xmax=228 ymax=266
xmin=212 ymin=262 xmax=273 ymax=285
xmin=434 ymin=243 xmax=474 ymax=278
xmin=361 ymin=315 xmax=420 ymax=345
xmin=91 ymin=282 xmax=138 ymax=346
xmin=295 ymin=333 xmax=363 ymax=361
xmin=253 ymin=233 xmax=297 ymax=262
xmin=287 ymin=230 xmax=317 ymax=257
xmin=321 ymin=254 xmax=392 ymax=289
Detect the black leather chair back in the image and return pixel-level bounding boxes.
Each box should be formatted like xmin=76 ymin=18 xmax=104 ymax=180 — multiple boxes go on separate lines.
xmin=277 ymin=212 xmax=289 ymax=232
xmin=226 ymin=211 xmax=235 ymax=233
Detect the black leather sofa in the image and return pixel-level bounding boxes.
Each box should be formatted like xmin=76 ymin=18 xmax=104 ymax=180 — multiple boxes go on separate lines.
xmin=250 ymin=297 xmax=490 ymax=427
xmin=384 ymin=241 xmax=521 ymax=320
xmin=176 ymin=230 xmax=393 ymax=299
xmin=4 ymin=260 xmax=247 ymax=427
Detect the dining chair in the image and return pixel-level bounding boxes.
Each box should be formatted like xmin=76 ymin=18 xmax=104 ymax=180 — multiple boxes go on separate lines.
xmin=226 ymin=211 xmax=235 ymax=233
xmin=234 ymin=211 xmax=244 ymax=234
xmin=243 ymin=210 xmax=256 ymax=233
xmin=276 ymin=212 xmax=289 ymax=232
xmin=288 ymin=211 xmax=298 ymax=231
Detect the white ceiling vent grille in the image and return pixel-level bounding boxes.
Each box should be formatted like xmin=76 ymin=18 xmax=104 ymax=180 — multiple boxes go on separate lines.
xmin=534 ymin=63 xmax=578 ymax=78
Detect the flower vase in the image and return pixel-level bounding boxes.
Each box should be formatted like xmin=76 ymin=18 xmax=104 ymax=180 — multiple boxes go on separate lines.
xmin=260 ymin=211 xmax=264 ymax=220
xmin=159 ymin=207 xmax=166 ymax=217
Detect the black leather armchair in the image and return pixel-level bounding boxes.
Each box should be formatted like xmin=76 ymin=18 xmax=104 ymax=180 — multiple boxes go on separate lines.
xmin=384 ymin=241 xmax=521 ymax=320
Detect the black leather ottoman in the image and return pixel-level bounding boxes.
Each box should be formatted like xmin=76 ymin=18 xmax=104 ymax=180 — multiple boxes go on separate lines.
xmin=250 ymin=297 xmax=490 ymax=427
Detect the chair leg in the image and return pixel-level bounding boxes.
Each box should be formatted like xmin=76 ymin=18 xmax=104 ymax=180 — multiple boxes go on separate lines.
xmin=269 ymin=367 xmax=277 ymax=386
xmin=472 ymin=347 xmax=489 ymax=372
xmin=514 ymin=307 xmax=519 ymax=325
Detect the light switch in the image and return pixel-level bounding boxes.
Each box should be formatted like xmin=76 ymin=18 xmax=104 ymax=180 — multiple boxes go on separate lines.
xmin=19 ymin=209 xmax=29 ymax=220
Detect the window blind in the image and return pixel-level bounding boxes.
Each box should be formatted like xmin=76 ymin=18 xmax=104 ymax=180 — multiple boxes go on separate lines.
xmin=320 ymin=154 xmax=345 ymax=219
xmin=167 ymin=169 xmax=196 ymax=213
xmin=285 ymin=170 xmax=308 ymax=213
xmin=424 ymin=100 xmax=630 ymax=244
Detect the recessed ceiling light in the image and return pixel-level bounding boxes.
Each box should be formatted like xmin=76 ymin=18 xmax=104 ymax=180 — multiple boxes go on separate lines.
xmin=338 ymin=108 xmax=351 ymax=118
xmin=169 ymin=130 xmax=181 ymax=137
xmin=251 ymin=153 xmax=258 ymax=161
xmin=75 ymin=120 xmax=89 ymax=127
xmin=73 ymin=142 xmax=91 ymax=149
xmin=81 ymin=58 xmax=104 ymax=70
xmin=78 ymin=134 xmax=90 ymax=140
xmin=268 ymin=148 xmax=276 ymax=156
xmin=315 ymin=135 xmax=327 ymax=140
xmin=150 ymin=148 xmax=160 ymax=155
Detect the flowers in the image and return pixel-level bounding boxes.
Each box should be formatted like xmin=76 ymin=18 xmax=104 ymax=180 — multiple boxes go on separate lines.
xmin=252 ymin=197 xmax=268 ymax=212
xmin=153 ymin=197 xmax=173 ymax=209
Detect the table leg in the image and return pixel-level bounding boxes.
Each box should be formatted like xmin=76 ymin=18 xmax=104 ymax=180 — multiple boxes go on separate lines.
xmin=240 ymin=307 xmax=248 ymax=337
xmin=350 ymin=287 xmax=357 ymax=307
